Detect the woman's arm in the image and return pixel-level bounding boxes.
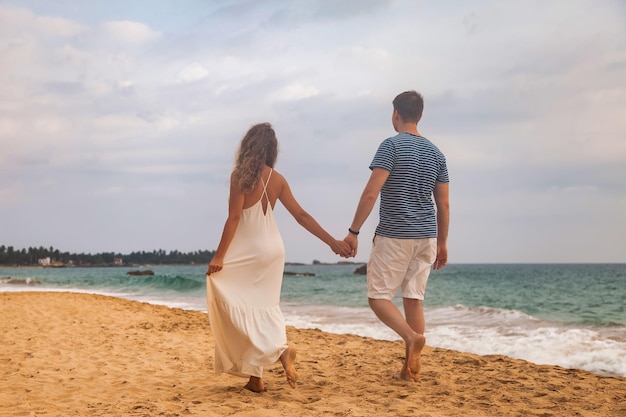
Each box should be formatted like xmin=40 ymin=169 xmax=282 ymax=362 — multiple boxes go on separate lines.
xmin=278 ymin=175 xmax=351 ymax=257
xmin=206 ymin=174 xmax=245 ymax=275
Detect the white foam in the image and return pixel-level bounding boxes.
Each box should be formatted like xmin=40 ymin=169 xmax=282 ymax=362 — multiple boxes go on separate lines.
xmin=281 ymin=302 xmax=626 ymax=377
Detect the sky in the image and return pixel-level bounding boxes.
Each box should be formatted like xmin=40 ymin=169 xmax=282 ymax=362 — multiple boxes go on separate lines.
xmin=1 ymin=0 xmax=625 ymax=264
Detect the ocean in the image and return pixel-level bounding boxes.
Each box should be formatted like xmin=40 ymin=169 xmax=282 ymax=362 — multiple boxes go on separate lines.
xmin=1 ymin=263 xmax=624 ymax=377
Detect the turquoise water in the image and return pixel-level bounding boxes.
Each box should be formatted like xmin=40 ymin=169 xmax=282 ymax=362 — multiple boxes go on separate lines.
xmin=280 ymin=263 xmax=625 ymax=327
xmin=426 ymin=263 xmax=625 ymax=327
xmin=1 ymin=263 xmax=625 ymax=376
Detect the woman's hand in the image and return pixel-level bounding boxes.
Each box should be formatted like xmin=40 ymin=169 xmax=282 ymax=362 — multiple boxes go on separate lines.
xmin=330 ymin=239 xmax=353 ymax=258
xmin=206 ymin=257 xmax=224 ymax=276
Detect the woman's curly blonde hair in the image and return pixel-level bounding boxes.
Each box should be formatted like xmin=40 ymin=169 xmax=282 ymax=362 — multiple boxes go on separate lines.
xmin=232 ymin=123 xmax=278 ymax=193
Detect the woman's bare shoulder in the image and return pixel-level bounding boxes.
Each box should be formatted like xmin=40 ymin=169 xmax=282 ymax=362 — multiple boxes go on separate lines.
xmin=271 ymin=168 xmax=285 ymax=179
xmin=267 ymin=167 xmax=286 ymax=183
xmin=268 ymin=168 xmax=289 ymax=197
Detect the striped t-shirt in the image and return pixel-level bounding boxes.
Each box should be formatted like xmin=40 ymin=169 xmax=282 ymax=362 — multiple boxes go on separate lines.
xmin=369 ymin=132 xmax=449 ymax=239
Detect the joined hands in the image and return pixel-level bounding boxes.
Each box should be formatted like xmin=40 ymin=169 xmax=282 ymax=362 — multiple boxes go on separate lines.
xmin=331 ymin=239 xmax=353 ymax=258
xmin=342 ymin=233 xmax=358 ymax=258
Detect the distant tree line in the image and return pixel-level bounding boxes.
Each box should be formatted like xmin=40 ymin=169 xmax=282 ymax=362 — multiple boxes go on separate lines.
xmin=0 ymin=245 xmax=215 ymax=267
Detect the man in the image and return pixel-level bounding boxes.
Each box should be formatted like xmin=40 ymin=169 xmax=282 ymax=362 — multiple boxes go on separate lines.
xmin=344 ymin=90 xmax=450 ymax=382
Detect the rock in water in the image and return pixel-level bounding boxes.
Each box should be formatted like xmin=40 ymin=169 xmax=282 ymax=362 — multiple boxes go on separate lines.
xmin=127 ymin=270 xmax=155 ymax=276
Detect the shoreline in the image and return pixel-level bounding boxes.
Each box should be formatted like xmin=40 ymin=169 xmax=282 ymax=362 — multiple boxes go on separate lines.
xmin=2 ymin=291 xmax=624 ymax=416
xmin=2 ymin=281 xmax=625 ymax=378
xmin=0 ymin=261 xmax=366 ymax=268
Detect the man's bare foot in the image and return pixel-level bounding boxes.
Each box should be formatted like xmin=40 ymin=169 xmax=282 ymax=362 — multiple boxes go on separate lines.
xmin=279 ymin=345 xmax=298 ymax=388
xmin=244 ymin=376 xmax=266 ymax=393
xmin=406 ymin=334 xmax=426 ymax=382
xmin=393 ymin=370 xmax=411 ymax=381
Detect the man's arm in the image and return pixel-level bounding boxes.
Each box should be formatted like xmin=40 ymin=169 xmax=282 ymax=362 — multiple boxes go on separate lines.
xmin=344 ymin=168 xmax=390 ymax=256
xmin=433 ymin=182 xmax=449 ymax=270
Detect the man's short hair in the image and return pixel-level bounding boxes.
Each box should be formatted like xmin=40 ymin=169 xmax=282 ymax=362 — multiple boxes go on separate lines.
xmin=393 ymin=90 xmax=424 ymax=123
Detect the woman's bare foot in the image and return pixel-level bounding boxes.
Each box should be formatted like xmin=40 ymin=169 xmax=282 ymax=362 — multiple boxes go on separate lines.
xmin=406 ymin=334 xmax=426 ymax=381
xmin=244 ymin=376 xmax=266 ymax=393
xmin=279 ymin=345 xmax=298 ymax=388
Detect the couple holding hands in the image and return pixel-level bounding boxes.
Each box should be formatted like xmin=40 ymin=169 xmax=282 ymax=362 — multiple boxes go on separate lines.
xmin=206 ymin=90 xmax=450 ymax=392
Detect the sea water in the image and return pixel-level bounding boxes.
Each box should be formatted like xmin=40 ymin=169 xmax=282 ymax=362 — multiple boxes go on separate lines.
xmin=1 ymin=263 xmax=624 ymax=377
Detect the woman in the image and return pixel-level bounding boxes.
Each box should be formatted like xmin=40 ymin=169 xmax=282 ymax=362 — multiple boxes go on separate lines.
xmin=206 ymin=123 xmax=351 ymax=393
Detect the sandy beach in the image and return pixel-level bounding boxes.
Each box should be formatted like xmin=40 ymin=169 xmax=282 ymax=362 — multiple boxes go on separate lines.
xmin=1 ymin=292 xmax=624 ymax=417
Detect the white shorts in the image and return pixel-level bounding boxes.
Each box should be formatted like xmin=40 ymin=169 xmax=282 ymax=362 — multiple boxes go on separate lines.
xmin=367 ymin=236 xmax=437 ymax=301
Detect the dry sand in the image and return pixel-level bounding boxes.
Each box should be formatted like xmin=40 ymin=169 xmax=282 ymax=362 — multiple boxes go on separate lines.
xmin=1 ymin=292 xmax=624 ymax=417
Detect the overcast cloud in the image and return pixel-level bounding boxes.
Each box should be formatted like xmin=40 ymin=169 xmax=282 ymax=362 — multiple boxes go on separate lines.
xmin=1 ymin=0 xmax=625 ymax=263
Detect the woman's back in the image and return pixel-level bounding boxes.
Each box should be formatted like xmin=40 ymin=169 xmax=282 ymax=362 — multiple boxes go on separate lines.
xmin=241 ymin=166 xmax=284 ymax=213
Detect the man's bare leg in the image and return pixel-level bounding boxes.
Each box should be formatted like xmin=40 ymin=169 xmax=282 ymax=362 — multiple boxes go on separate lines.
xmin=244 ymin=376 xmax=265 ymax=393
xmin=369 ymin=297 xmax=425 ymax=381
xmin=279 ymin=345 xmax=298 ymax=388
xmin=403 ymin=298 xmax=426 ymax=381
xmin=406 ymin=333 xmax=426 ymax=381
xmin=403 ymin=298 xmax=425 ymax=334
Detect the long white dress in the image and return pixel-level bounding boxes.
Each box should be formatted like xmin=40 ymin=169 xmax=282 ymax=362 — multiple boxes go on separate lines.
xmin=206 ymin=170 xmax=287 ymax=378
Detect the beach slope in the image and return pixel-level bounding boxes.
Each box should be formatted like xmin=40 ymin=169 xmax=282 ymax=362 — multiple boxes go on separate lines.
xmin=1 ymin=292 xmax=624 ymax=416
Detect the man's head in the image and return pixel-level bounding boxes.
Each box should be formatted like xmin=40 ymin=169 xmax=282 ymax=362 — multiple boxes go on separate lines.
xmin=392 ymin=90 xmax=424 ymax=125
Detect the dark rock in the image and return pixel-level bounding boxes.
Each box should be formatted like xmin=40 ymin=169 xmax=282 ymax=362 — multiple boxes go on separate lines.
xmin=127 ymin=270 xmax=155 ymax=276
xmin=354 ymin=264 xmax=367 ymax=275
xmin=284 ymin=271 xmax=315 ymax=276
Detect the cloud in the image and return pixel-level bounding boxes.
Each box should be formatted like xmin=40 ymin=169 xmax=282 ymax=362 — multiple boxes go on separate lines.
xmin=99 ymin=20 xmax=160 ymax=44
xmin=177 ymin=62 xmax=209 ymax=83
xmin=92 ymin=114 xmax=152 ymax=132
xmin=0 ymin=1 xmax=625 ymax=262
xmin=0 ymin=183 xmax=25 ymax=206
xmin=270 ymin=83 xmax=320 ymax=101
xmin=0 ymin=4 xmax=84 ymax=37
